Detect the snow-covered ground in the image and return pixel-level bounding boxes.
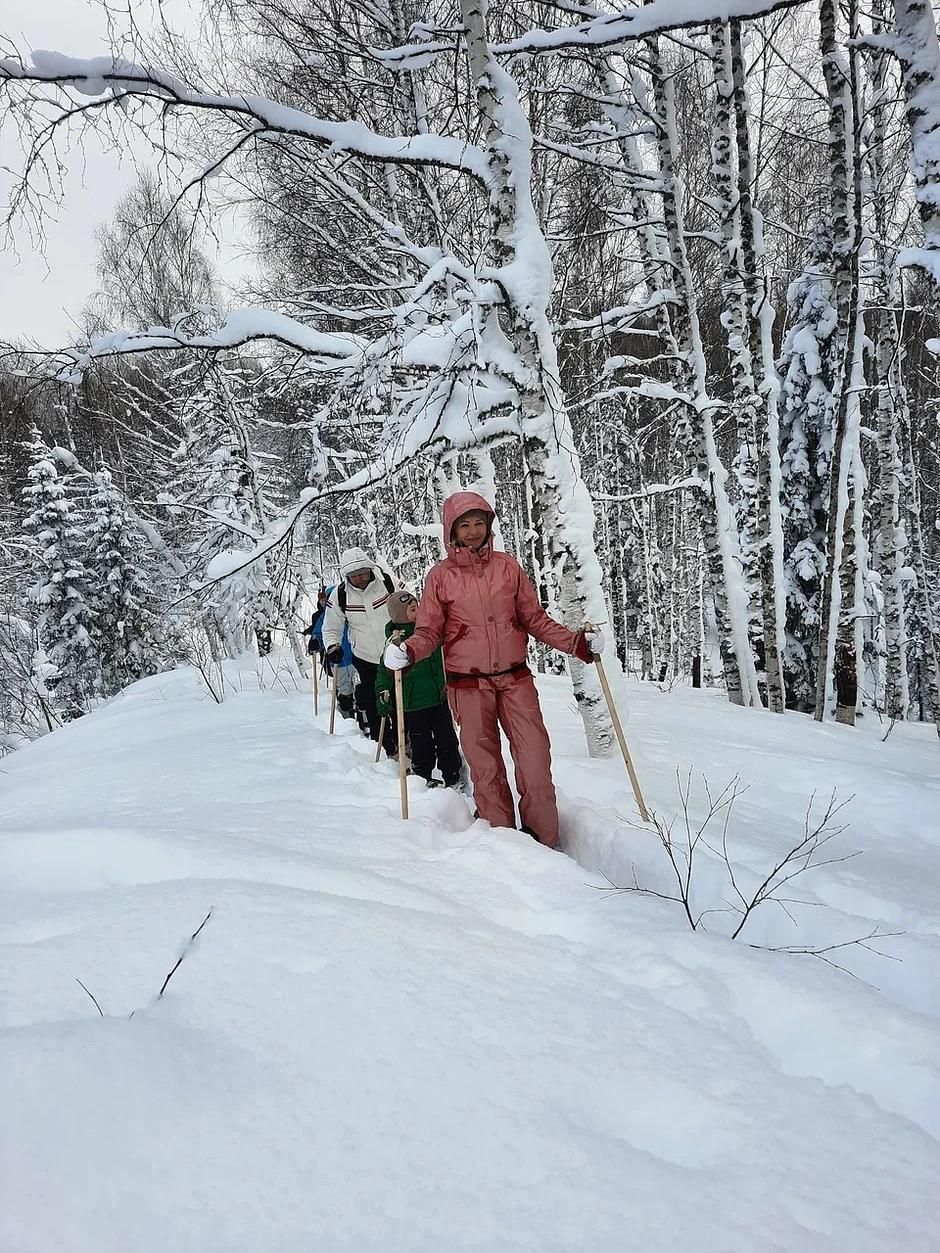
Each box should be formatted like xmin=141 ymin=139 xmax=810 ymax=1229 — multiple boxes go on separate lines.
xmin=2 ymin=654 xmax=938 ymax=1252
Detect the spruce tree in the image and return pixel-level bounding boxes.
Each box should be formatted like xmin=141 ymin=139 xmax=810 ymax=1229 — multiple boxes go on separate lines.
xmin=22 ymin=429 xmax=97 ymax=720
xmin=777 ymin=223 xmax=839 ymax=712
xmin=88 ymin=468 xmax=162 ymax=696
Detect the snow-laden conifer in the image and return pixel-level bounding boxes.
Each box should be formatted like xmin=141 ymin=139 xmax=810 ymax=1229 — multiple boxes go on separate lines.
xmin=21 ymin=428 xmax=97 ymax=719
xmin=777 ymin=222 xmax=839 ymax=711
xmin=87 ymin=468 xmax=162 ymax=696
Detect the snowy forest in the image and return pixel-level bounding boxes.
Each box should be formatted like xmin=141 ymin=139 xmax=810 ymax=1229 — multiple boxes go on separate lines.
xmin=2 ymin=0 xmax=940 ymax=751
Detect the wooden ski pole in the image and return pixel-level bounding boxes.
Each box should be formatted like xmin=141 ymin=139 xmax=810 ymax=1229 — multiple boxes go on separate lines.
xmin=587 ymin=627 xmax=650 ymax=822
xmin=391 ymin=631 xmax=409 ymax=819
xmin=312 ymin=652 xmax=319 ymax=717
xmin=393 ymin=670 xmax=408 ymax=819
xmin=329 ymin=665 xmax=338 ymax=735
xmin=375 ymin=716 xmax=386 ymax=763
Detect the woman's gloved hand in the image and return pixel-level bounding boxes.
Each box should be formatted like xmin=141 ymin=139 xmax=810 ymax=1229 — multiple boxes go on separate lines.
xmin=585 ymin=628 xmax=605 ymax=655
xmin=574 ymin=628 xmax=605 ymax=663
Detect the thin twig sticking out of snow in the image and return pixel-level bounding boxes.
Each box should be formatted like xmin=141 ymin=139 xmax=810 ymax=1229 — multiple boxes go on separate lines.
xmin=256 ymin=652 xmax=302 ymax=695
xmin=75 ymin=977 xmax=104 ymax=1017
xmin=157 ymin=909 xmax=214 ymax=999
xmin=78 ymin=910 xmax=215 ymax=1021
xmin=188 ymin=637 xmax=226 ymax=704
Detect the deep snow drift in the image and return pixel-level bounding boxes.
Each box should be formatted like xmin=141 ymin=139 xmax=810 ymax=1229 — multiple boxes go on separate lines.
xmin=2 ymin=654 xmax=939 ymax=1252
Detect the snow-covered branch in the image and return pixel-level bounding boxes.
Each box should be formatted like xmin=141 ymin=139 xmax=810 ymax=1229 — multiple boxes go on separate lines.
xmin=49 ymin=309 xmax=366 ymax=382
xmin=496 ymin=0 xmax=810 ymax=56
xmin=0 ymin=50 xmax=493 ymax=183
xmin=184 ymin=404 xmax=521 ymax=595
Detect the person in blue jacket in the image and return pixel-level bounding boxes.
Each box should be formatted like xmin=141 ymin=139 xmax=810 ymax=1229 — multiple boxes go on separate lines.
xmin=305 ymin=587 xmax=356 ymax=720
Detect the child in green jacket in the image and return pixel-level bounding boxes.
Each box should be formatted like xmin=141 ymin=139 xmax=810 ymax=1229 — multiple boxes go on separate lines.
xmin=376 ymin=592 xmax=463 ymax=788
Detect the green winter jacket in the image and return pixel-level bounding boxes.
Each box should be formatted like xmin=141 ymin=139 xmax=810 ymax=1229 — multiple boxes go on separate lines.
xmin=375 ymin=620 xmax=447 ymax=713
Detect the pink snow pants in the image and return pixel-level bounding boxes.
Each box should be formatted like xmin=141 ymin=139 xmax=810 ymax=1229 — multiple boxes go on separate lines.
xmin=449 ymin=668 xmax=559 ymax=847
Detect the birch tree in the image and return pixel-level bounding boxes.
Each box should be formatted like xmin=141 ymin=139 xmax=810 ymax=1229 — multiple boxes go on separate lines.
xmin=813 ymin=0 xmax=866 ymax=724
xmin=594 ymin=43 xmax=761 ymax=706
xmin=866 ymin=0 xmax=911 ymax=723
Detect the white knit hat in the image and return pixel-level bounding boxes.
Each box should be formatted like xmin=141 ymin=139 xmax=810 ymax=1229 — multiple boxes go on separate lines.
xmin=338 ymin=547 xmax=373 ymax=577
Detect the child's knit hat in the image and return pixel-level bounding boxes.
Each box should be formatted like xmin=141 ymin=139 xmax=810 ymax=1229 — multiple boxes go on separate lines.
xmin=388 ymin=591 xmax=418 ymax=624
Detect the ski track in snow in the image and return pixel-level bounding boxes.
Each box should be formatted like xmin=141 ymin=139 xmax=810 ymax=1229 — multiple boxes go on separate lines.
xmin=1 ymin=655 xmax=939 ymax=1252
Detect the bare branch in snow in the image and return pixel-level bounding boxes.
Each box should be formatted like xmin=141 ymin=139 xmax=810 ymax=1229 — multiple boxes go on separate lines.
xmin=745 ymin=926 xmax=904 ymax=980
xmin=75 ymin=978 xmax=104 ymax=1017
xmin=715 ymin=788 xmax=856 ymax=939
xmin=595 ymin=768 xmax=748 ymax=930
xmin=157 ymin=909 xmax=214 ymax=998
xmin=596 ymin=775 xmax=895 ymax=978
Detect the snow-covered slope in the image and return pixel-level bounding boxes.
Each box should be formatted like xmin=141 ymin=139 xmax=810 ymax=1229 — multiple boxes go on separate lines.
xmin=2 ymin=656 xmax=938 ymax=1252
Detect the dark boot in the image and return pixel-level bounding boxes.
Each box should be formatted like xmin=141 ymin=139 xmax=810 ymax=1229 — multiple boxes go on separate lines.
xmin=337 ymin=693 xmax=355 ymax=720
xmin=521 ymin=823 xmax=563 ymax=851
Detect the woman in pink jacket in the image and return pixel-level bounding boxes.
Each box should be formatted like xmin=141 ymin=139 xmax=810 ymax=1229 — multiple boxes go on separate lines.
xmin=384 ymin=491 xmax=604 ymax=848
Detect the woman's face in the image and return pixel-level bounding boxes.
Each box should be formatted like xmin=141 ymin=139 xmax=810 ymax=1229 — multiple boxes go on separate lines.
xmin=453 ymin=511 xmax=489 ymax=550
xmin=347 ymin=567 xmax=372 ymax=591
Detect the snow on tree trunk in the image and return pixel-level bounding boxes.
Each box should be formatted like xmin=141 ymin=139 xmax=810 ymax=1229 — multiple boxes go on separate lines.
xmin=727 ymin=20 xmax=787 ymax=712
xmin=709 ymin=22 xmax=763 ymax=662
xmin=708 ymin=22 xmax=786 ymax=711
xmin=817 ymin=304 xmax=865 ymax=724
xmin=833 ymin=435 xmax=863 ymax=727
xmin=893 ymin=0 xmax=940 ymax=300
xmin=595 ymin=58 xmax=682 ymax=361
xmin=777 ymin=222 xmax=838 ymax=711
xmin=814 ymin=0 xmax=866 ymax=723
xmin=468 ymin=449 xmax=505 ymax=551
xmin=638 ymin=494 xmax=665 ymax=679
xmin=460 ymin=0 xmax=616 ymax=757
xmin=641 ymin=37 xmax=762 ymax=707
xmin=899 ymin=395 xmax=940 ymax=735
xmin=868 ymin=4 xmax=911 ymax=722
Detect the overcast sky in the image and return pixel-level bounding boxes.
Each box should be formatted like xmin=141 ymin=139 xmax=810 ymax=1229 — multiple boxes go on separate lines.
xmin=0 ymin=0 xmax=226 ymax=348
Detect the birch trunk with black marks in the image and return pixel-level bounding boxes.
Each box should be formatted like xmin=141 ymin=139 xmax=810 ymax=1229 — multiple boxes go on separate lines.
xmin=461 ymin=0 xmax=616 ymax=756
xmin=814 ymin=0 xmax=864 ymax=723
xmin=893 ymin=0 xmax=940 ymax=297
xmin=727 ymin=20 xmax=787 ymax=712
xmin=636 ymin=38 xmax=761 ymax=707
xmin=868 ymin=0 xmax=910 ymax=722
xmin=709 ymin=23 xmax=763 ymax=663
xmin=900 ymin=400 xmax=940 ymax=735
xmin=708 ymin=23 xmax=785 ymax=710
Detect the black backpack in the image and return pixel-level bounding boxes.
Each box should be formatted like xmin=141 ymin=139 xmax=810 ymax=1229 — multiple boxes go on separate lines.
xmin=336 ymin=570 xmax=395 ymax=613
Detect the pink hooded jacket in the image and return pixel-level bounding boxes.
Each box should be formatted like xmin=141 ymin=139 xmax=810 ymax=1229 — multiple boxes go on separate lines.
xmin=407 ymin=491 xmax=588 ymax=676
